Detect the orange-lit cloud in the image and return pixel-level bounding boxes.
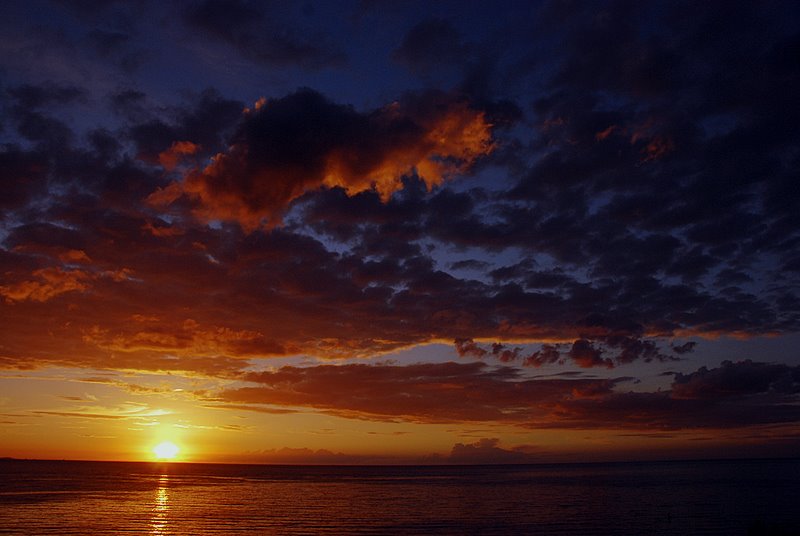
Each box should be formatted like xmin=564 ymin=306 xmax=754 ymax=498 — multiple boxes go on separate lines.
xmin=157 ymin=140 xmax=200 ymax=171
xmin=0 ymin=267 xmax=91 ymax=302
xmin=148 ymin=89 xmax=494 ymax=229
xmin=595 ymin=125 xmax=617 ymax=141
xmin=59 ymin=249 xmax=92 ymax=263
xmin=142 ymin=220 xmax=184 ymax=237
xmin=641 ymin=135 xmax=675 ymax=161
xmin=82 ymin=317 xmax=280 ymax=357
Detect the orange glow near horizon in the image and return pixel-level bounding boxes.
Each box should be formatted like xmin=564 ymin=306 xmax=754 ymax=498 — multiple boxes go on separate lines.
xmin=2 ymin=347 xmax=799 ymax=465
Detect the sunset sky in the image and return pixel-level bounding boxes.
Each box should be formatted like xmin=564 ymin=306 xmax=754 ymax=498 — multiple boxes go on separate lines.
xmin=1 ymin=0 xmax=799 ymax=464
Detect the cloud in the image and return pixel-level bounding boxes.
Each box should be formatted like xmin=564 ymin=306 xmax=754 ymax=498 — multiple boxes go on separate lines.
xmin=218 ymin=360 xmax=800 ymax=432
xmin=32 ymin=410 xmax=125 ymax=419
xmin=671 ymin=360 xmax=800 ymax=400
xmin=0 ymin=146 xmax=50 ymax=213
xmin=299 ymin=171 xmax=797 ymax=345
xmin=671 ymin=342 xmax=698 ymax=355
xmin=0 ymin=2 xmax=798 ymax=391
xmin=182 ymin=0 xmax=344 ymax=68
xmin=82 ymin=317 xmax=284 ymax=357
xmin=523 ymin=345 xmax=562 ymax=368
xmin=125 ymin=89 xmax=243 ymax=163
xmin=158 ymin=141 xmax=200 ymax=171
xmin=85 ymin=28 xmax=147 ymax=72
xmin=454 ymin=336 xmax=675 ymax=369
xmin=6 ymin=84 xmax=80 ymax=148
xmin=149 ymin=88 xmax=494 ymax=229
xmin=31 ymin=403 xmax=171 ymax=421
xmin=446 ymin=438 xmax=540 ymax=464
xmin=0 ymin=267 xmax=92 ymax=302
xmin=568 ymin=339 xmax=613 ymax=369
xmin=223 ymin=361 xmax=536 ymax=423
xmin=7 ymin=83 xmax=85 ymax=109
xmin=393 ymin=18 xmax=469 ymax=74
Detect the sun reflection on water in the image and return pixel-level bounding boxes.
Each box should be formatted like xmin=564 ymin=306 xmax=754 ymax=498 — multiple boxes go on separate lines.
xmin=150 ymin=475 xmax=169 ymax=535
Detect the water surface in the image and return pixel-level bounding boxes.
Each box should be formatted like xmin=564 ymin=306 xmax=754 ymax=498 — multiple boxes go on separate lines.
xmin=1 ymin=458 xmax=798 ymax=534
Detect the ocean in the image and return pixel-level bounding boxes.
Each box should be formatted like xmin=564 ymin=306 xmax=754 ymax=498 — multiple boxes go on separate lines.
xmin=1 ymin=458 xmax=798 ymax=535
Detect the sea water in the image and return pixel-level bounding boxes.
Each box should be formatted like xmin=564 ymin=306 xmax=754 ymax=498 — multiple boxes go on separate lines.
xmin=1 ymin=458 xmax=798 ymax=535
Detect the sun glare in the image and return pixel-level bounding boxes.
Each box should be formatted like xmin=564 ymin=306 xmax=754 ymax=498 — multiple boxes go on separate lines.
xmin=153 ymin=441 xmax=180 ymax=460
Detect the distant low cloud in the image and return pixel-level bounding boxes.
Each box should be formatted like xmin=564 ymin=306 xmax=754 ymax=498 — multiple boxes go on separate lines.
xmin=446 ymin=438 xmax=540 ymax=464
xmin=236 ymin=447 xmax=364 ymax=465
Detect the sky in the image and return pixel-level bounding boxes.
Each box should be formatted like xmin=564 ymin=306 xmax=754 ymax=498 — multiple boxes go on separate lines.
xmin=1 ymin=0 xmax=799 ymax=464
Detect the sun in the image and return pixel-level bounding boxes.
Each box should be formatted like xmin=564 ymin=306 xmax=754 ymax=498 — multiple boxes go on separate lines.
xmin=153 ymin=441 xmax=180 ymax=460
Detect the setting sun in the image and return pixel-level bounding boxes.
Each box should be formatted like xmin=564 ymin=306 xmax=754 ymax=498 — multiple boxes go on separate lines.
xmin=153 ymin=441 xmax=180 ymax=460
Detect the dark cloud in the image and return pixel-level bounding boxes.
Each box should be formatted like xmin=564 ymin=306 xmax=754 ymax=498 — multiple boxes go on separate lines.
xmin=294 ymin=0 xmax=800 ymax=348
xmin=0 ymin=146 xmax=50 ymax=213
xmin=446 ymin=438 xmax=540 ymax=464
xmin=86 ymin=28 xmax=146 ymax=72
xmin=125 ymin=89 xmax=243 ymax=162
xmin=5 ymin=84 xmax=86 ymax=148
xmin=509 ymin=3 xmax=800 ymax=273
xmin=671 ymin=341 xmax=697 ymax=355
xmin=449 ymin=259 xmax=491 ymax=271
xmin=221 ymin=361 xmax=622 ymax=423
xmin=454 ymin=338 xmax=488 ymax=359
xmin=218 ymin=360 xmax=800 ymax=431
xmin=54 ymin=0 xmax=131 ymax=18
xmin=671 ymin=360 xmax=800 ymax=400
xmin=523 ymin=344 xmax=562 ymax=368
xmin=568 ymin=339 xmax=613 ymax=369
xmin=393 ymin=18 xmax=469 ymax=74
xmin=455 ymin=334 xmax=674 ymax=369
xmin=182 ymin=0 xmax=344 ymax=68
xmin=108 ymin=89 xmax=148 ymax=121
xmin=7 ymin=84 xmax=85 ymax=109
xmin=303 ymin=171 xmax=793 ymax=336
xmin=149 ymin=88 xmax=493 ymax=229
xmin=392 ymin=15 xmax=526 ymax=134
xmin=87 ymin=28 xmax=130 ymax=55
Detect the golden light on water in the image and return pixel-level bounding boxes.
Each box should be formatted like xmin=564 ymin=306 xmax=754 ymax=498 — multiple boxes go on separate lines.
xmin=152 ymin=441 xmax=180 ymax=460
xmin=150 ymin=475 xmax=169 ymax=535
